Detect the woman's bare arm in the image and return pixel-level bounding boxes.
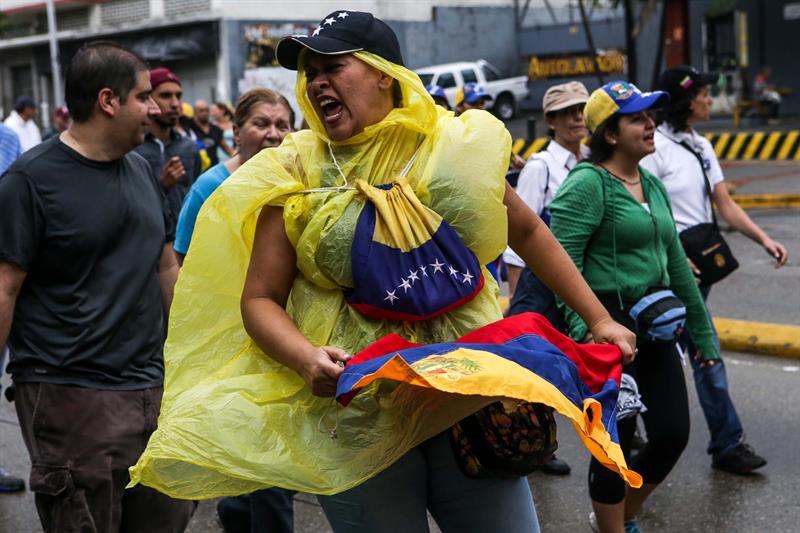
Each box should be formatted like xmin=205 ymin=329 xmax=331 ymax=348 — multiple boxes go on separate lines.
xmin=241 ymin=206 xmax=350 ymax=396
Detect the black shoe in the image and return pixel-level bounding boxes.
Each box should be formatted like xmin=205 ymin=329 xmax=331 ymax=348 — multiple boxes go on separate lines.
xmin=0 ymin=468 xmax=25 ymax=493
xmin=712 ymin=443 xmax=767 ymax=475
xmin=539 ymin=455 xmax=571 ymax=476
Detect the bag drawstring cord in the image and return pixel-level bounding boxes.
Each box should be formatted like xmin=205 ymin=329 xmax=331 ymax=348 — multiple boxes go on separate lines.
xmin=298 ymin=141 xmax=423 ymax=194
xmin=317 ymin=398 xmax=341 ymax=440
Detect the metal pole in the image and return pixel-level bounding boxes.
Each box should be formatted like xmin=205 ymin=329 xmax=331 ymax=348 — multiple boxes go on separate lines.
xmin=46 ymin=0 xmax=64 ymax=107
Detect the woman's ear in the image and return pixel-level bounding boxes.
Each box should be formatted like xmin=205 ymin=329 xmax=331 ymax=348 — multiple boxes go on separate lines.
xmin=603 ymin=127 xmax=618 ymax=146
xmin=232 ymin=124 xmax=240 ymax=148
xmin=378 ymin=72 xmax=394 ymax=91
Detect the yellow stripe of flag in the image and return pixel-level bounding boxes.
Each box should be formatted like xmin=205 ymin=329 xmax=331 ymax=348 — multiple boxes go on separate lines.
xmin=758 ymin=132 xmax=782 ymax=160
xmin=743 ymin=132 xmax=764 ymax=160
xmin=777 ymin=131 xmax=799 ymax=160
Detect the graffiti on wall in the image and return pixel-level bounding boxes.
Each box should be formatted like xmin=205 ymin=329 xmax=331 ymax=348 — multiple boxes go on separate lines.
xmin=243 ymin=23 xmax=316 ymax=68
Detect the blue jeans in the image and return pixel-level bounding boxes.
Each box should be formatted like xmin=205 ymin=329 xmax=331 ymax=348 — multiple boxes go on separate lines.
xmin=217 ymin=487 xmax=295 ymax=533
xmin=682 ymin=286 xmax=744 ymax=458
xmin=318 ymin=431 xmax=540 ymax=533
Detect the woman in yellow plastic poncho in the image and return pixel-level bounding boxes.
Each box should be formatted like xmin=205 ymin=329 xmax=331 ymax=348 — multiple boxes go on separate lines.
xmin=130 ymin=10 xmax=636 ymax=532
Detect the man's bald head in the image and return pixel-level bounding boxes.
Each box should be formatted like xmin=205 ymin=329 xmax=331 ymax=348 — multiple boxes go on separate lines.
xmin=194 ymin=99 xmax=209 ymax=124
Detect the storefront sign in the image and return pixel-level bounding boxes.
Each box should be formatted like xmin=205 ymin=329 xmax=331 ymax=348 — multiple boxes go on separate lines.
xmin=528 ymin=51 xmax=626 ymax=80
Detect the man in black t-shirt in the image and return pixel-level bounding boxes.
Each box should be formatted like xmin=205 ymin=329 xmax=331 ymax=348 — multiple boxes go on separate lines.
xmin=0 ymin=42 xmax=193 ymax=532
xmin=191 ymin=98 xmax=234 ymax=166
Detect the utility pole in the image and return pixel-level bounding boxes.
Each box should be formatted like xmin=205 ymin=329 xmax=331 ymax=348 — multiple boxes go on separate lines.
xmin=46 ymin=0 xmax=64 ymax=107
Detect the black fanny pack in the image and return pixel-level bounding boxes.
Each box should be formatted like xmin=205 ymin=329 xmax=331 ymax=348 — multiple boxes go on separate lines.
xmin=675 ymin=140 xmax=739 ymax=286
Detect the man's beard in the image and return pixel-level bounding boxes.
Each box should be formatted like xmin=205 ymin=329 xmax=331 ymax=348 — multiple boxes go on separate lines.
xmin=154 ymin=115 xmax=178 ymax=128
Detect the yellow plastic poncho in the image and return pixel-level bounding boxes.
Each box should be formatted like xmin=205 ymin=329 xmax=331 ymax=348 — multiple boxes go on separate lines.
xmin=128 ymin=52 xmax=511 ymax=498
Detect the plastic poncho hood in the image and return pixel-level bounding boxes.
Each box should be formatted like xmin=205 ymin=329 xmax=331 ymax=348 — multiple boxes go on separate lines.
xmin=128 ymin=52 xmax=512 ymax=498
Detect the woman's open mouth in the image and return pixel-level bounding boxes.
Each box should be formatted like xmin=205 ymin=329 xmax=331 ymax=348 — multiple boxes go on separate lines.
xmin=319 ymin=97 xmax=344 ymax=124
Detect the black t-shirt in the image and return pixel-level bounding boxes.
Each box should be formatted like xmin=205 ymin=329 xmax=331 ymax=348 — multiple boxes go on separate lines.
xmin=190 ymin=122 xmax=223 ymax=167
xmin=0 ymin=137 xmax=174 ymax=389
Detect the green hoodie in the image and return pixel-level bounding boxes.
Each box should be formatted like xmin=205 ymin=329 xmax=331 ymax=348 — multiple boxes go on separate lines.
xmin=549 ymin=161 xmax=719 ymax=359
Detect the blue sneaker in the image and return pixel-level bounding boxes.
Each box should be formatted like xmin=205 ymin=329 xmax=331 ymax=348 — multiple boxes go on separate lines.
xmin=624 ymin=519 xmax=642 ymax=533
xmin=588 ymin=512 xmax=642 ymax=533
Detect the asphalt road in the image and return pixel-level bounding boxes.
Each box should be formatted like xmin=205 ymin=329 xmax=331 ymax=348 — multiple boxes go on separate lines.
xmin=0 ymin=161 xmax=797 ymax=532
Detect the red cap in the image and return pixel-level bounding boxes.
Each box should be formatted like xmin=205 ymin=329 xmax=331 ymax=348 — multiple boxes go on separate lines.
xmin=150 ymin=67 xmax=181 ymax=90
xmin=54 ymin=105 xmax=70 ymax=120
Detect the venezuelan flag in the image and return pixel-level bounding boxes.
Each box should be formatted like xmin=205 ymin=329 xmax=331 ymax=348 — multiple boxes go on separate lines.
xmin=337 ymin=312 xmax=642 ymax=488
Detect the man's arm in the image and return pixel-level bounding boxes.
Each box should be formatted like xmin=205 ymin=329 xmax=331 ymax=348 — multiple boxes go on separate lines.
xmin=158 ymin=244 xmax=179 ymax=323
xmin=0 ymin=261 xmax=26 ymax=347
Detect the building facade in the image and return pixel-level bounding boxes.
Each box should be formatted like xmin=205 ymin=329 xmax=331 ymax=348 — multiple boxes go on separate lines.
xmin=0 ymin=0 xmax=797 ymax=126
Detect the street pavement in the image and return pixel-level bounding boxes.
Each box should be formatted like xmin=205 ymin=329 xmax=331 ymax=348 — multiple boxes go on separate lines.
xmin=0 ymin=161 xmax=797 ymax=533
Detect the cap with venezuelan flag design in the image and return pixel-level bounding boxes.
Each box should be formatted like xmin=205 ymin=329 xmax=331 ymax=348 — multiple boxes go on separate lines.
xmin=584 ymin=80 xmax=670 ymax=133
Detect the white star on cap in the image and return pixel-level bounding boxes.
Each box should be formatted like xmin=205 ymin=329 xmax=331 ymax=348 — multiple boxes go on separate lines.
xmin=398 ymin=278 xmax=412 ymax=293
xmin=338 ymin=11 xmax=349 ymax=19
xmin=448 ymin=265 xmax=459 ymax=277
xmin=324 ymin=17 xmax=336 ymax=26
xmin=461 ymin=270 xmax=474 ymax=285
xmin=408 ymin=270 xmax=420 ymax=283
xmin=419 ymin=265 xmax=428 ymax=277
xmin=430 ymin=259 xmax=445 ymax=274
xmin=384 ymin=290 xmax=398 ymax=305
xmin=312 ymin=26 xmax=322 ymax=37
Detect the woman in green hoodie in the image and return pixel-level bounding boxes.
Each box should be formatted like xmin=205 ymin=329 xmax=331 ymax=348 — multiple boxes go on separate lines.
xmin=549 ymin=81 xmax=720 ymax=533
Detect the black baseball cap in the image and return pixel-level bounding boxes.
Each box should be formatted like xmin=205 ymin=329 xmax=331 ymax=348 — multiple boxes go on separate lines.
xmin=657 ymin=65 xmax=719 ymax=101
xmin=276 ymin=10 xmax=404 ymax=70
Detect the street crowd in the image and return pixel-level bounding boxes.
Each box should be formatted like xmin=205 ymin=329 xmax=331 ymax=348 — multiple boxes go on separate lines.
xmin=0 ymin=9 xmax=790 ymax=533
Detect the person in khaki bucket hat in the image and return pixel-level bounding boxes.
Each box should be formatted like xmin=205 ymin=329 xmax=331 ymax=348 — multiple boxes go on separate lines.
xmin=543 ymin=80 xmax=590 ymax=115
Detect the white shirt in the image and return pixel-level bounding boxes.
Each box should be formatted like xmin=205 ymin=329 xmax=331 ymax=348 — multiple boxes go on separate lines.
xmin=4 ymin=110 xmax=42 ymax=152
xmin=640 ymin=124 xmax=724 ymax=233
xmin=503 ymin=140 xmax=590 ymax=268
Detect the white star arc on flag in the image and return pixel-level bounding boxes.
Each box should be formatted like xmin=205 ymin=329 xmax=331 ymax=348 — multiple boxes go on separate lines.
xmin=448 ymin=265 xmax=459 ymax=277
xmin=430 ymin=258 xmax=445 ymax=274
xmin=408 ymin=270 xmax=420 ymax=283
xmin=398 ymin=278 xmax=412 ymax=293
xmin=324 ymin=17 xmax=336 ymax=25
xmin=461 ymin=270 xmax=474 ymax=285
xmin=312 ymin=26 xmax=321 ymax=36
xmin=384 ymin=290 xmax=398 ymax=305
xmin=419 ymin=265 xmax=428 ymax=277
xmin=338 ymin=11 xmax=349 ymax=19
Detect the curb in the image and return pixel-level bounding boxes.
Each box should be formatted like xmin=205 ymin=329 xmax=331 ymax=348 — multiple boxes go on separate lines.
xmin=511 ymin=130 xmax=800 ymax=161
xmin=731 ymin=193 xmax=800 ymax=209
xmin=497 ymin=296 xmax=799 ymax=358
xmin=713 ymin=318 xmax=800 ymax=359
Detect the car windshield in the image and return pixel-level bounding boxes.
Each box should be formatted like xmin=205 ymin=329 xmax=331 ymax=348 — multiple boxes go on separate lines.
xmin=418 ymin=73 xmax=434 ymax=86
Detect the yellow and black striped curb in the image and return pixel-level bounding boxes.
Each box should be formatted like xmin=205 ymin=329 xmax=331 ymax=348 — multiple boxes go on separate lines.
xmin=512 ymin=130 xmax=800 ymax=161
xmin=498 ymin=296 xmax=799 ymax=358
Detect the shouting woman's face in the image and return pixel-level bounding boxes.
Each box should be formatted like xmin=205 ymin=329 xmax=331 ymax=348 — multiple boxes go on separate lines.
xmin=305 ymin=53 xmax=395 ymax=141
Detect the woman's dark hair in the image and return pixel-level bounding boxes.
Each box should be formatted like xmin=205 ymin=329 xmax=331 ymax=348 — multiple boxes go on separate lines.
xmin=234 ymin=88 xmax=295 ymax=130
xmin=655 ymin=86 xmax=701 ymax=132
xmin=587 ymin=114 xmax=622 ymax=164
xmin=65 ymin=41 xmax=148 ymax=123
